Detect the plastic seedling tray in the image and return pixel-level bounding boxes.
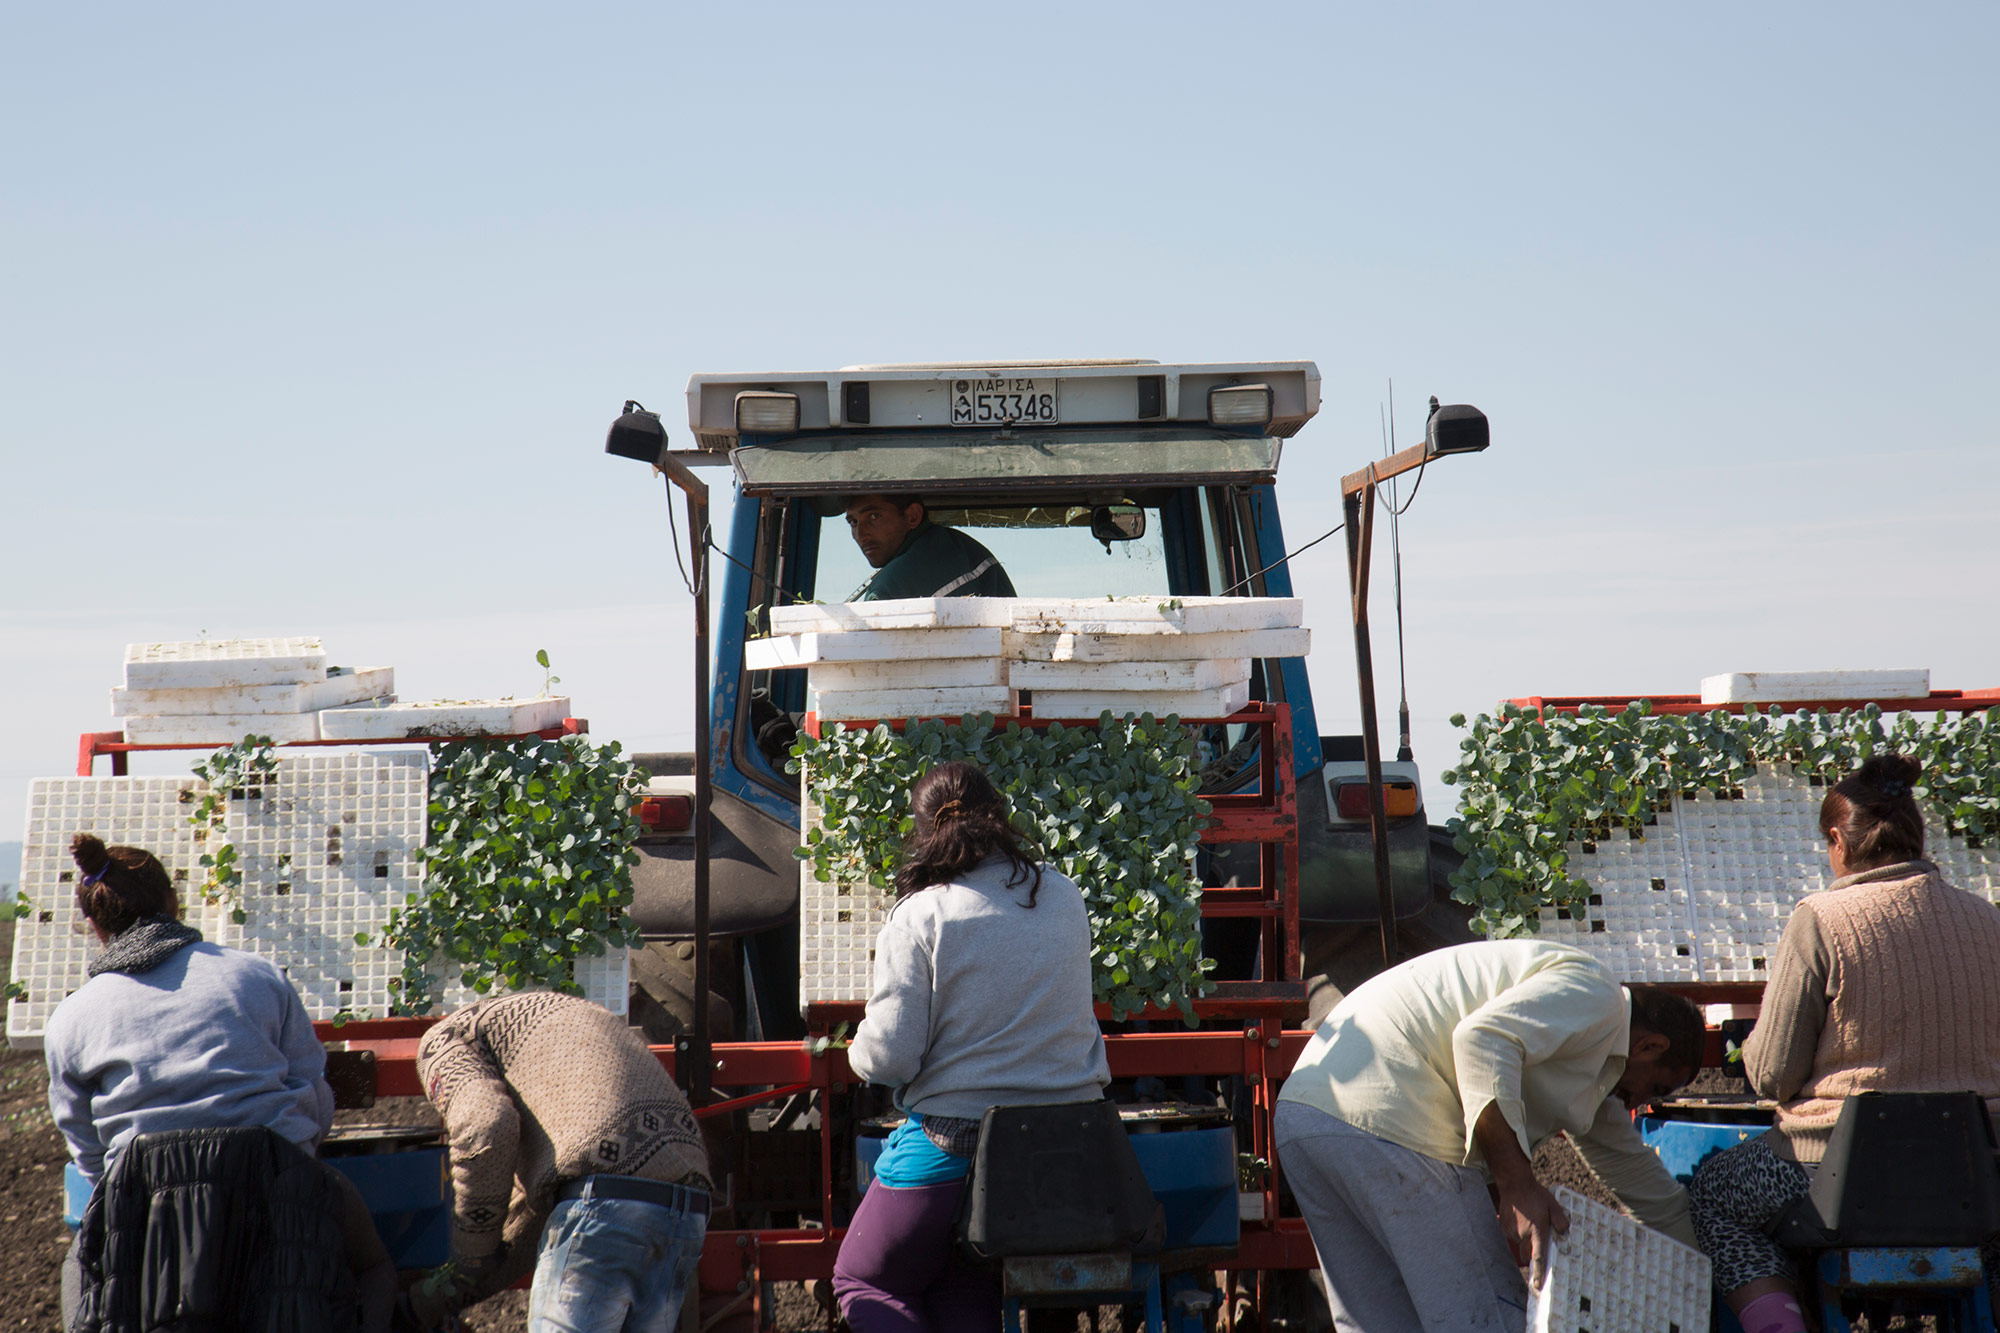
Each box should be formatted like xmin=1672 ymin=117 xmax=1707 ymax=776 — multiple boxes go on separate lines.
xmin=769 ymin=597 xmax=1016 ymax=634
xmin=1699 ymin=668 xmax=1930 ymax=704
xmin=1030 ymin=679 xmax=1250 ymax=720
xmin=1012 ymin=597 xmax=1302 ymax=636
xmin=124 ymin=637 xmax=328 ymax=689
xmin=1527 ymin=1186 xmax=1710 ymax=1333
xmin=1005 ymin=627 xmax=1310 ymax=663
xmin=112 ymin=666 xmax=395 ymax=717
xmin=745 ymin=628 xmax=1003 ymax=670
xmin=123 ymin=712 xmax=324 ymax=745
xmin=812 ymin=686 xmax=1014 ymax=722
xmin=809 ymin=657 xmax=1008 ymax=692
xmin=319 ymin=696 xmax=569 ymax=740
xmin=1010 ymin=657 xmax=1250 ymax=692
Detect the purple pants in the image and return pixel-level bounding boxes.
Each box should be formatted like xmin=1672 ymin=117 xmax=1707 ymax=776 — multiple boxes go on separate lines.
xmin=833 ymin=1179 xmax=1000 ymax=1333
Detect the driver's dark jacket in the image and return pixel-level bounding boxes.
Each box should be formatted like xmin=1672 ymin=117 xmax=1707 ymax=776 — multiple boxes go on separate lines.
xmin=855 ymin=520 xmax=1015 ymax=600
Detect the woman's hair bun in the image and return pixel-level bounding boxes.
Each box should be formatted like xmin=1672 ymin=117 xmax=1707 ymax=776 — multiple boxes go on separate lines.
xmin=70 ymin=832 xmax=110 ymax=875
xmin=1854 ymin=753 xmax=1922 ymax=798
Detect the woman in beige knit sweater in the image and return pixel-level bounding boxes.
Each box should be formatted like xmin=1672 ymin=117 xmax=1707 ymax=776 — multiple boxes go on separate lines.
xmin=1686 ymin=754 xmax=2000 ymax=1333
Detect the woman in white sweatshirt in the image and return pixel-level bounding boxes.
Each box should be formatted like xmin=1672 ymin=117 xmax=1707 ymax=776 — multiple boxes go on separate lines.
xmin=833 ymin=761 xmax=1110 ymax=1333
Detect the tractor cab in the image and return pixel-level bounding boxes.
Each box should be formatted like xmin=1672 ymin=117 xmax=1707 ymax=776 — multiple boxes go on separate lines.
xmin=607 ymin=359 xmax=1451 ymax=1036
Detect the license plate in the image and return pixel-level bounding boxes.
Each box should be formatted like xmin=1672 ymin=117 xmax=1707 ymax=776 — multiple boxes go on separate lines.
xmin=949 ymin=378 xmax=1058 ymax=426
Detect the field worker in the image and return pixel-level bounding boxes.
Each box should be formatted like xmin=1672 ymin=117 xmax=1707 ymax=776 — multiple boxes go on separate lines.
xmin=1688 ymin=754 xmax=2000 ymax=1333
xmin=834 ymin=761 xmax=1110 ymax=1333
xmin=845 ymin=493 xmax=1016 ymax=600
xmin=410 ymin=992 xmax=712 ymax=1333
xmin=1275 ymin=940 xmax=1705 ymax=1333
xmin=46 ymin=833 xmax=393 ymax=1333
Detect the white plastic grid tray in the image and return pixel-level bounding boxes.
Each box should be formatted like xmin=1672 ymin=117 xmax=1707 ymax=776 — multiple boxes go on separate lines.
xmin=1005 ymin=626 xmax=1310 ymax=663
xmin=812 ymin=686 xmax=1015 ymax=722
xmin=1031 ymin=679 xmax=1250 ymax=720
xmin=1539 ymin=763 xmax=2000 ymax=982
xmin=1528 ymin=1186 xmax=1710 ymax=1333
xmin=124 ymin=638 xmax=327 ymax=689
xmin=797 ymin=770 xmax=894 ymax=1011
xmin=209 ymin=751 xmax=429 ymax=1020
xmin=9 ymin=778 xmax=223 ymax=1046
xmin=12 ymin=755 xmax=629 ymax=1038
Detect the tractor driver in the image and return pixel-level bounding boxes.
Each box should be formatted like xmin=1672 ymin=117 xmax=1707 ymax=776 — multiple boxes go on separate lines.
xmin=845 ymin=494 xmax=1016 ymax=601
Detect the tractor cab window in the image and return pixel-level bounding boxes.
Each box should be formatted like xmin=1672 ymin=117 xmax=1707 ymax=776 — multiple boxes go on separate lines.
xmin=736 ymin=489 xmax=1275 ymax=788
xmin=812 ymin=502 xmax=1171 ymax=602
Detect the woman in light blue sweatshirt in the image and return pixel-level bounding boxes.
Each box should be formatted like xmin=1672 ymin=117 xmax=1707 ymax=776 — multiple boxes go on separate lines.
xmin=834 ymin=762 xmax=1110 ymax=1333
xmin=44 ymin=833 xmax=392 ymax=1330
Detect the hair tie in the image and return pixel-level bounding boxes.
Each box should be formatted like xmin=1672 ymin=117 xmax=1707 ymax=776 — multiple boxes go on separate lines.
xmin=1879 ymin=779 xmax=1910 ymax=798
xmin=79 ymin=864 xmax=112 ymax=887
xmin=931 ymin=799 xmax=967 ymax=825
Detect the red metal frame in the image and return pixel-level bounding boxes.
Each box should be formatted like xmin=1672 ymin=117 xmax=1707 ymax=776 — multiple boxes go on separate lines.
xmin=76 ymin=719 xmax=591 ymax=777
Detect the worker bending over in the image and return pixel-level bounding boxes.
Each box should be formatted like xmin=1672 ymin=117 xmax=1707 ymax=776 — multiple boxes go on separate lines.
xmin=410 ymin=992 xmax=712 ymax=1333
xmin=1276 ymin=940 xmax=1703 ymax=1333
xmin=845 ymin=494 xmax=1015 ymax=600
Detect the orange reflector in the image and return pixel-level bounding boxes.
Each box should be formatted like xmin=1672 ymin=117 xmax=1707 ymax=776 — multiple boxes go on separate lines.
xmin=639 ymin=795 xmax=693 ymax=831
xmin=1334 ymin=781 xmax=1419 ymax=820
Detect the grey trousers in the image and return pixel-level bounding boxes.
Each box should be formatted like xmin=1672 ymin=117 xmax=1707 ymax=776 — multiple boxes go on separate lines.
xmin=1276 ymin=1101 xmax=1528 ymax=1333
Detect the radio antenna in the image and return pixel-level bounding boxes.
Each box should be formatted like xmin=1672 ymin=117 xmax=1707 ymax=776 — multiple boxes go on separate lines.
xmin=1384 ymin=382 xmax=1413 ymax=763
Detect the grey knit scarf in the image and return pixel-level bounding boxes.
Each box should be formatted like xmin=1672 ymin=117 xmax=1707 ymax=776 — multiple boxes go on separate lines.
xmin=88 ymin=915 xmax=204 ymax=977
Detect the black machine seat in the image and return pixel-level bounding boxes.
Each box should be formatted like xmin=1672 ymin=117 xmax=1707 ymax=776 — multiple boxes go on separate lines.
xmin=1773 ymin=1091 xmax=2000 ymax=1250
xmin=959 ymin=1101 xmax=1162 ymax=1261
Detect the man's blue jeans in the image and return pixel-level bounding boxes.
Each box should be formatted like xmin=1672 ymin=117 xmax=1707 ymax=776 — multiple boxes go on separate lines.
xmin=528 ymin=1187 xmax=708 ymax=1333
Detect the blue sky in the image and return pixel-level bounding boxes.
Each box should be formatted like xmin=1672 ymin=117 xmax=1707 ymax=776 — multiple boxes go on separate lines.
xmin=3 ymin=4 xmax=1996 ymax=842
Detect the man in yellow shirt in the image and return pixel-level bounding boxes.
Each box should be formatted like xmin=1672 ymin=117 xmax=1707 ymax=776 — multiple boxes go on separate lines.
xmin=1276 ymin=940 xmax=1704 ymax=1333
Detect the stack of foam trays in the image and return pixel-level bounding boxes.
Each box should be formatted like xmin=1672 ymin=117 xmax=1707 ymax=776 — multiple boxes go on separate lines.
xmin=114 ymin=638 xmax=396 ymax=745
xmin=113 ymin=637 xmax=571 ymax=742
xmin=747 ymin=596 xmax=1309 ymax=721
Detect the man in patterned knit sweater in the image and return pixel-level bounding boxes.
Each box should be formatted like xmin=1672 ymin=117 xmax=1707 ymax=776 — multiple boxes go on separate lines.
xmin=408 ymin=992 xmax=712 ymax=1332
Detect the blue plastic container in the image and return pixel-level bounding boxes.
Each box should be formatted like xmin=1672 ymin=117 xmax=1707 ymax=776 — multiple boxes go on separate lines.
xmin=1638 ymin=1117 xmax=1760 ymax=1186
xmin=855 ymin=1106 xmax=1239 ymax=1251
xmin=327 ymin=1148 xmax=451 ymax=1268
xmin=65 ymin=1150 xmax=449 ymax=1268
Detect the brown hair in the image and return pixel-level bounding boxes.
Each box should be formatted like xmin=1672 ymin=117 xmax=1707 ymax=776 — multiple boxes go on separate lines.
xmin=70 ymin=833 xmax=177 ymax=936
xmin=1819 ymin=753 xmax=1926 ymax=871
xmin=1625 ymin=984 xmax=1706 ymax=1077
xmin=894 ymin=762 xmax=1042 ymax=903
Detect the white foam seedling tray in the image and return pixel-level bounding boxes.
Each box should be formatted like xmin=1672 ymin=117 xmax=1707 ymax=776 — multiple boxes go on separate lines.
xmin=1012 ymin=597 xmax=1302 ymax=636
xmin=1006 ymin=627 xmax=1310 ymax=663
xmin=1010 ymin=657 xmax=1250 ymax=692
xmin=10 ymin=777 xmax=226 ymax=1047
xmin=124 ymin=638 xmax=328 ymax=689
xmin=112 ymin=667 xmax=396 ymax=718
xmin=320 ymin=696 xmax=568 ymax=740
xmin=746 ymin=628 xmax=1003 ymax=670
xmin=809 ymin=657 xmax=1008 ymax=692
xmin=1536 ymin=763 xmax=2000 ymax=983
xmin=812 ymin=686 xmax=1015 ymax=722
xmin=124 ymin=712 xmax=324 ymax=745
xmin=1699 ymin=668 xmax=1930 ymax=705
xmin=1031 ymin=679 xmax=1250 ymax=720
xmin=769 ymin=598 xmax=1016 ymax=634
xmin=1528 ymin=1186 xmax=1710 ymax=1333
